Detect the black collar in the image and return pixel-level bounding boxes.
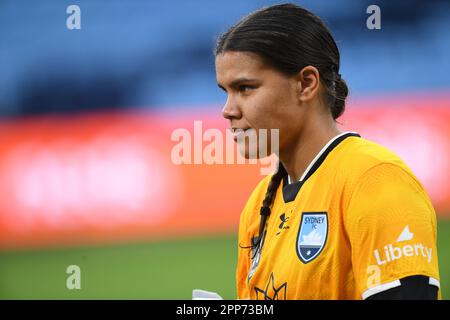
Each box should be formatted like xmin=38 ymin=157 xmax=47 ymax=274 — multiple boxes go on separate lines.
xmin=281 ymin=132 xmax=361 ymax=203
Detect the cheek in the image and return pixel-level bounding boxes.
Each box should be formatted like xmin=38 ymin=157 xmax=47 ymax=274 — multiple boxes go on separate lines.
xmin=265 ymin=89 xmax=300 ymax=148
xmin=243 ymin=94 xmax=293 ymax=153
xmin=240 ymin=95 xmax=269 ymax=127
xmin=257 ymin=88 xmax=296 ymax=128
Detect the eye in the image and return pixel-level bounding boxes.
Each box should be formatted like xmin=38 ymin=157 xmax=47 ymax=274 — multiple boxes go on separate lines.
xmin=238 ymin=85 xmax=254 ymax=93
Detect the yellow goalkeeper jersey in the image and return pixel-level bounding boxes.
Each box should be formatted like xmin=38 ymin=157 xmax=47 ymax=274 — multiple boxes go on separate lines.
xmin=237 ymin=131 xmax=440 ymax=300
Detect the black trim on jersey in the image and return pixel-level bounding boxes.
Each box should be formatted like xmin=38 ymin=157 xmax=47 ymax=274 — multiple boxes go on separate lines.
xmin=367 ymin=275 xmax=438 ymax=300
xmin=282 ymin=180 xmax=304 ymax=203
xmin=282 ymin=132 xmax=361 ymax=203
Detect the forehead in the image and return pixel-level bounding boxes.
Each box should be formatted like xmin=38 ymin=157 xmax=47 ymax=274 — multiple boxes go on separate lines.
xmin=215 ymin=51 xmax=267 ymax=83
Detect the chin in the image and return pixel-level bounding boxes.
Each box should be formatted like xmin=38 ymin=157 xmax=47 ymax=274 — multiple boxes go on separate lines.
xmin=235 ymin=132 xmax=275 ymax=160
xmin=238 ymin=143 xmax=263 ymax=160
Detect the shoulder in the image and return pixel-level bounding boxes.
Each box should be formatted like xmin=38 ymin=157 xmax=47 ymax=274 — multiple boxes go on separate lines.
xmin=336 ymin=137 xmax=431 ymax=215
xmin=341 ymin=138 xmax=435 ymax=228
xmin=339 ymin=136 xmax=414 ymax=176
xmin=239 ymin=175 xmax=272 ymax=229
xmin=337 ymin=136 xmax=424 ymax=191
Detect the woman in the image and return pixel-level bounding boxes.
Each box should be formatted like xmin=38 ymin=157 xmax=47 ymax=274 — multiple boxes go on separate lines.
xmin=214 ymin=4 xmax=440 ymax=300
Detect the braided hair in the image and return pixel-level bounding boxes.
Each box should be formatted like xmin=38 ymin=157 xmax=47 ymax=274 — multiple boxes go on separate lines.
xmin=254 ymin=162 xmax=286 ymax=253
xmin=240 ymin=161 xmax=287 ymax=257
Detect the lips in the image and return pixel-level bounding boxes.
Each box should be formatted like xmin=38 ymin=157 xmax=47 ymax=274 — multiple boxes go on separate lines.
xmin=231 ymin=128 xmax=250 ymax=141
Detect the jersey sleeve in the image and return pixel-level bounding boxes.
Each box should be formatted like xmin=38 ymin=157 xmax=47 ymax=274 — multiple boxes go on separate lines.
xmin=345 ymin=163 xmax=440 ymax=300
xmin=236 ymin=206 xmax=251 ymax=300
xmin=236 ymin=176 xmax=270 ymax=300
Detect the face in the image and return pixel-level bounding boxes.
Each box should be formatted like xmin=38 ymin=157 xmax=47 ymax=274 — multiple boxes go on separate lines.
xmin=215 ymin=51 xmax=305 ymax=159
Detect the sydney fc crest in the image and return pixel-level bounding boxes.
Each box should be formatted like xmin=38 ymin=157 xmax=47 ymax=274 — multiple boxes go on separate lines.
xmin=296 ymin=212 xmax=328 ymax=264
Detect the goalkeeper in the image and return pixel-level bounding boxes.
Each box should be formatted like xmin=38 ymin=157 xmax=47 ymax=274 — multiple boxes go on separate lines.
xmin=214 ymin=3 xmax=440 ymax=299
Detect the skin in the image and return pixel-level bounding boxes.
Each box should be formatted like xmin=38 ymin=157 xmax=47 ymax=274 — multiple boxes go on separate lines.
xmin=215 ymin=51 xmax=341 ymax=182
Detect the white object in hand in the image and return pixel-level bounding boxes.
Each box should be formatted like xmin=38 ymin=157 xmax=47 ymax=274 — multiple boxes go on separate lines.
xmin=192 ymin=289 xmax=224 ymax=300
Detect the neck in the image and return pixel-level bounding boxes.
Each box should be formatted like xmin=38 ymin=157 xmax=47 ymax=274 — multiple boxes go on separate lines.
xmin=279 ymin=115 xmax=341 ymax=183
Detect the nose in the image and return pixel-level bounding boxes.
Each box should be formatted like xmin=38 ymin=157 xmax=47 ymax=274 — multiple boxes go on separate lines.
xmin=221 ymin=95 xmax=242 ymax=120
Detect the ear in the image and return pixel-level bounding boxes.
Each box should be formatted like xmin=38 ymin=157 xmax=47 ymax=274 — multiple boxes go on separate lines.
xmin=295 ymin=66 xmax=320 ymax=102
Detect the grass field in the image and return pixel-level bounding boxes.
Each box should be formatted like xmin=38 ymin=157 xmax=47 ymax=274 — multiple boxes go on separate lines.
xmin=1 ymin=221 xmax=449 ymax=299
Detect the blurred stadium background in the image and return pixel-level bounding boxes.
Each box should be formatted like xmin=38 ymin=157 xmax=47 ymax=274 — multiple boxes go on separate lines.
xmin=0 ymin=0 xmax=449 ymax=299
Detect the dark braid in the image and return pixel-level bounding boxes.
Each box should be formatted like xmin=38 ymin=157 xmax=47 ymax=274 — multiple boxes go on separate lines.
xmin=239 ymin=161 xmax=287 ymax=258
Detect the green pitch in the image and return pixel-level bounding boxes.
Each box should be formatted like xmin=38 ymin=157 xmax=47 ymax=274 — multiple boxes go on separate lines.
xmin=1 ymin=221 xmax=449 ymax=299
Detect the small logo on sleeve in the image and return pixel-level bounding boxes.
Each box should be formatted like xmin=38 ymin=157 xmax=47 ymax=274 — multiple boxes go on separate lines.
xmin=396 ymin=225 xmax=414 ymax=242
xmin=373 ymin=225 xmax=432 ymax=265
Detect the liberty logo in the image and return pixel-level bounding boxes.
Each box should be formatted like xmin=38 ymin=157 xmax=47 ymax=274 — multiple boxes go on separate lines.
xmin=373 ymin=225 xmax=433 ymax=265
xmin=396 ymin=225 xmax=414 ymax=242
xmin=296 ymin=212 xmax=328 ymax=264
xmin=276 ymin=213 xmax=290 ymax=235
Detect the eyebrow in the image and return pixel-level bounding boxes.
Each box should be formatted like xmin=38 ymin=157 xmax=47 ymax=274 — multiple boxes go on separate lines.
xmin=217 ymin=78 xmax=258 ymax=91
